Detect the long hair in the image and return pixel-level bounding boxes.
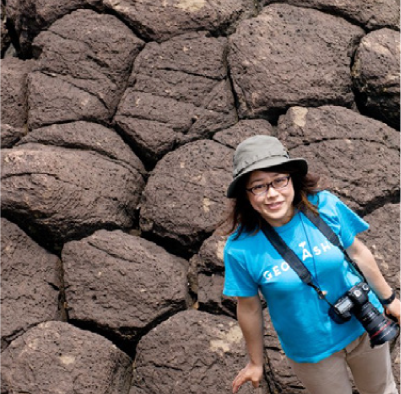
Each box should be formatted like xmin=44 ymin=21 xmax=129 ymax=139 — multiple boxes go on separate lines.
xmin=220 ymin=166 xmax=322 ymax=240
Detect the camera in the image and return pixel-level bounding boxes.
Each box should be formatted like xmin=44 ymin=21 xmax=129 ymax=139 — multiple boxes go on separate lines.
xmin=329 ymin=282 xmax=399 ymax=347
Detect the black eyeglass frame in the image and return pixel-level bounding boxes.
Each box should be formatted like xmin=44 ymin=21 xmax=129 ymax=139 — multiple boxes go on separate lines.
xmin=245 ymin=175 xmax=291 ymax=196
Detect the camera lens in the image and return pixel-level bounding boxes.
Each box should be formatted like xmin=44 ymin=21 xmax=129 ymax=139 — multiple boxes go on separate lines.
xmin=354 ymin=303 xmax=400 ymax=347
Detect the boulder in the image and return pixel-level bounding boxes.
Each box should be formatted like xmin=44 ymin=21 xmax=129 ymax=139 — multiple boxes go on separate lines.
xmin=228 ymin=4 xmax=364 ymax=120
xmin=114 ymin=32 xmax=237 ymax=166
xmin=1 ymin=122 xmax=145 ymax=248
xmin=277 ymin=106 xmax=400 ymax=210
xmin=260 ymin=0 xmax=400 ymax=31
xmin=1 ymin=321 xmax=132 ymax=394
xmin=62 ymin=229 xmax=189 ymax=345
xmin=1 ymin=218 xmax=61 ymax=351
xmin=28 ymin=9 xmax=144 ymax=129
xmin=131 ymin=309 xmax=266 ymax=394
xmin=139 ymin=139 xmax=232 ymax=256
xmin=352 ymin=28 xmax=400 ymax=130
xmin=1 ymin=57 xmax=35 ymax=128
xmin=103 ymin=0 xmax=256 ymax=42
xmin=6 ymin=0 xmax=102 ymax=56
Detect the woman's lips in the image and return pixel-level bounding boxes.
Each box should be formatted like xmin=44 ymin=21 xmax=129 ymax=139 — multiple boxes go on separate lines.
xmin=266 ymin=202 xmax=283 ymax=210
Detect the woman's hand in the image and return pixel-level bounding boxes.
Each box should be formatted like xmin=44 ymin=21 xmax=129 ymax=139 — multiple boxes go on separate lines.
xmin=232 ymin=362 xmax=264 ymax=393
xmin=384 ymin=298 xmax=401 ymax=326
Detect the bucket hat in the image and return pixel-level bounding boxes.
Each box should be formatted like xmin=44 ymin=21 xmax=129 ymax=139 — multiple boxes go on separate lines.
xmin=227 ymin=135 xmax=308 ymax=198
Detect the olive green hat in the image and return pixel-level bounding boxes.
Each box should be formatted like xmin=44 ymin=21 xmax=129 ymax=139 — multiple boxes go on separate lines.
xmin=227 ymin=135 xmax=308 ymax=198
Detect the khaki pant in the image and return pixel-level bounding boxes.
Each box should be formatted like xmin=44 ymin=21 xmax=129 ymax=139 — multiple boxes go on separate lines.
xmin=287 ymin=333 xmax=399 ymax=394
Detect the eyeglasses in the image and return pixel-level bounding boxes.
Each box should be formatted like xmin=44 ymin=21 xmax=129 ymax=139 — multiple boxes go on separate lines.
xmin=246 ymin=175 xmax=291 ymax=196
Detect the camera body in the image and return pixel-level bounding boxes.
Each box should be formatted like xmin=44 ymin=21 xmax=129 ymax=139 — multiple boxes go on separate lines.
xmin=330 ymin=282 xmax=370 ymax=323
xmin=329 ymin=282 xmax=399 ymax=347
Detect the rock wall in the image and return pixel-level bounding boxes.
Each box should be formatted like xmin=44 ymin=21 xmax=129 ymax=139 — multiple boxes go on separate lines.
xmin=1 ymin=1 xmax=400 ymax=393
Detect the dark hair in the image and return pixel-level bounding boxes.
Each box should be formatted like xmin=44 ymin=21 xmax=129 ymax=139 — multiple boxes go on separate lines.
xmin=219 ymin=166 xmax=322 ymax=240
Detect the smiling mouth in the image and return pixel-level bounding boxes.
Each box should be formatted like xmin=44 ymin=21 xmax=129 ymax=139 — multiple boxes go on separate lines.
xmin=267 ymin=202 xmax=283 ymax=210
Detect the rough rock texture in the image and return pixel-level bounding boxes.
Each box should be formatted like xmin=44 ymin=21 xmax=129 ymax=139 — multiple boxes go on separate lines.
xmin=131 ymin=309 xmax=267 ymax=394
xmin=1 ymin=1 xmax=400 ymax=393
xmin=28 ymin=9 xmax=144 ymax=129
xmin=1 ymin=122 xmax=145 ymax=248
xmin=1 ymin=218 xmax=61 ymax=351
xmin=139 ymin=139 xmax=232 ymax=256
xmin=1 ymin=57 xmax=34 ymax=127
xmin=260 ymin=0 xmax=400 ymax=31
xmin=62 ymin=229 xmax=189 ymax=346
xmin=103 ymin=0 xmax=256 ymax=42
xmin=1 ymin=1 xmax=10 ymax=56
xmin=359 ymin=203 xmax=401 ymax=383
xmin=115 ymin=32 xmax=237 ymax=166
xmin=1 ymin=321 xmax=132 ymax=394
xmin=6 ymin=0 xmax=103 ymax=56
xmin=352 ymin=28 xmax=400 ymax=130
xmin=277 ymin=105 xmax=400 ymax=211
xmin=228 ymin=4 xmax=365 ymax=120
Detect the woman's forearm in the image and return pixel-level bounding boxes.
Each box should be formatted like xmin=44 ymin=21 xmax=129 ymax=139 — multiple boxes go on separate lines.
xmin=236 ymin=295 xmax=265 ymax=366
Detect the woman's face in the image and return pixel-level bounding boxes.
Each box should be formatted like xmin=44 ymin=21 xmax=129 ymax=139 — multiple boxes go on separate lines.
xmin=246 ymin=170 xmax=295 ymax=227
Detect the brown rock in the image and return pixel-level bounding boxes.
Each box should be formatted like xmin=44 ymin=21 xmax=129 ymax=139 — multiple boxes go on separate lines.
xmin=352 ymin=28 xmax=400 ymax=130
xmin=19 ymin=121 xmax=146 ymax=173
xmin=132 ymin=309 xmax=266 ymax=394
xmin=1 ymin=122 xmax=145 ymax=247
xmin=260 ymin=0 xmax=400 ymax=31
xmin=28 ymin=9 xmax=144 ymax=129
xmin=139 ymin=139 xmax=232 ymax=256
xmin=103 ymin=0 xmax=256 ymax=42
xmin=1 ymin=321 xmax=132 ymax=394
xmin=114 ymin=32 xmax=237 ymax=165
xmin=6 ymin=0 xmax=102 ymax=56
xmin=62 ymin=229 xmax=189 ymax=344
xmin=1 ymin=57 xmax=35 ymax=129
xmin=277 ymin=106 xmax=400 ymax=210
xmin=1 ymin=218 xmax=61 ymax=351
xmin=1 ymin=124 xmax=26 ymax=149
xmin=228 ymin=4 xmax=364 ymax=120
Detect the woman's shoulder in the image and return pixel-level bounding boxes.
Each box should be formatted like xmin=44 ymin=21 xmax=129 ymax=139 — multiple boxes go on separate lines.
xmin=308 ymin=190 xmax=342 ymax=208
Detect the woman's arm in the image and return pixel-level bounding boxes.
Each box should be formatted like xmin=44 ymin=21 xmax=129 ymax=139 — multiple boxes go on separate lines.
xmin=232 ymin=295 xmax=265 ymax=394
xmin=346 ymin=237 xmax=400 ymax=324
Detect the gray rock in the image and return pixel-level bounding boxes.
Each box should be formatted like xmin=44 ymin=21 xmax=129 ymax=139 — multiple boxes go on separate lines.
xmin=277 ymin=106 xmax=400 ymax=210
xmin=139 ymin=139 xmax=232 ymax=255
xmin=1 ymin=321 xmax=132 ymax=394
xmin=28 ymin=9 xmax=144 ymax=129
xmin=62 ymin=229 xmax=189 ymax=343
xmin=114 ymin=32 xmax=237 ymax=165
xmin=1 ymin=2 xmax=10 ymax=56
xmin=1 ymin=218 xmax=61 ymax=351
xmin=1 ymin=58 xmax=35 ymax=129
xmin=352 ymin=28 xmax=400 ymax=130
xmin=131 ymin=309 xmax=265 ymax=394
xmin=103 ymin=0 xmax=256 ymax=42
xmin=260 ymin=0 xmax=400 ymax=31
xmin=228 ymin=4 xmax=364 ymax=120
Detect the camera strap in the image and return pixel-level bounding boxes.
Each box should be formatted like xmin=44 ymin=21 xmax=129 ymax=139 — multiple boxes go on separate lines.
xmin=301 ymin=208 xmax=366 ymax=280
xmin=260 ymin=208 xmax=366 ymax=301
xmin=261 ymin=217 xmax=328 ymax=300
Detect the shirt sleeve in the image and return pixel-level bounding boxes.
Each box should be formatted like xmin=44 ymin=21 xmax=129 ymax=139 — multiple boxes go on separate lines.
xmin=319 ymin=191 xmax=369 ymax=249
xmin=223 ymin=241 xmax=259 ymax=298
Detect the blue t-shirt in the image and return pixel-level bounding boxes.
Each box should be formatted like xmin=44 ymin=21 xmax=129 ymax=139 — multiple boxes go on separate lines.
xmin=223 ymin=190 xmax=383 ymax=363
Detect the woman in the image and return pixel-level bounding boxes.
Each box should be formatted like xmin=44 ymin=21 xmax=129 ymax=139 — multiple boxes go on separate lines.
xmin=222 ymin=135 xmax=400 ymax=394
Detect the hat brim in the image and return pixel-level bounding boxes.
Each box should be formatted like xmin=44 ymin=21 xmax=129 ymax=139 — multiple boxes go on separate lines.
xmin=226 ymin=157 xmax=308 ymax=198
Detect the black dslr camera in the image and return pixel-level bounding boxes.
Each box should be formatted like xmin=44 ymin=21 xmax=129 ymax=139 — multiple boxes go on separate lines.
xmin=329 ymin=282 xmax=399 ymax=347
